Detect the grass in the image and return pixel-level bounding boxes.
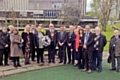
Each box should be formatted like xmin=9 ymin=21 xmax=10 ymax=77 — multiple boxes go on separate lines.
xmin=101 ymin=24 xmax=120 ymax=51
xmin=1 ymin=61 xmax=120 ymax=80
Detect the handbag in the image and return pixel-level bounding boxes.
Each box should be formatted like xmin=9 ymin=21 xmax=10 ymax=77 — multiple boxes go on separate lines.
xmin=107 ymin=55 xmax=111 ymax=63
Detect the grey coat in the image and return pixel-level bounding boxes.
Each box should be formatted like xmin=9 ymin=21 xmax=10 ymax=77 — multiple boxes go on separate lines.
xmin=115 ymin=39 xmax=120 ymax=57
xmin=10 ymin=34 xmax=23 ymax=57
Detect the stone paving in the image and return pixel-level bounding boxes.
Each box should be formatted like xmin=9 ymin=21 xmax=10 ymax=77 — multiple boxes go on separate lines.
xmin=0 ymin=52 xmax=109 ymax=78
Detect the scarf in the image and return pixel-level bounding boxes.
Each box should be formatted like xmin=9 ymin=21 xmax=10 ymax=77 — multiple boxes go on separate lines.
xmin=94 ymin=35 xmax=100 ymax=50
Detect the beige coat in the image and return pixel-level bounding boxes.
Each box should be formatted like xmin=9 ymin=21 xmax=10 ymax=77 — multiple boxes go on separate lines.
xmin=10 ymin=34 xmax=23 ymax=57
xmin=115 ymin=39 xmax=120 ymax=57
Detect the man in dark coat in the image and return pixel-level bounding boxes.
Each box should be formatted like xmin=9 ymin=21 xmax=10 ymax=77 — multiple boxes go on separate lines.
xmin=82 ymin=25 xmax=95 ymax=73
xmin=46 ymin=24 xmax=58 ymax=63
xmin=30 ymin=24 xmax=38 ymax=62
xmin=58 ymin=26 xmax=67 ymax=64
xmin=93 ymin=27 xmax=107 ymax=72
xmin=0 ymin=27 xmax=10 ymax=66
xmin=67 ymin=25 xmax=75 ymax=64
xmin=109 ymin=30 xmax=120 ymax=71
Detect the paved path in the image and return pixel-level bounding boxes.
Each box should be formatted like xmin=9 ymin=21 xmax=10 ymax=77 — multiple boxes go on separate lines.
xmin=0 ymin=52 xmax=109 ymax=78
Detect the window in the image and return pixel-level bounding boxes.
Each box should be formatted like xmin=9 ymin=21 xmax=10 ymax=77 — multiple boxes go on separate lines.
xmin=45 ymin=10 xmax=58 ymax=18
xmin=52 ymin=2 xmax=62 ymax=9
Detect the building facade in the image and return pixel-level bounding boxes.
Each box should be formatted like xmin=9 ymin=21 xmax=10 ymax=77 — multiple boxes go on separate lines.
xmin=0 ymin=0 xmax=98 ymax=27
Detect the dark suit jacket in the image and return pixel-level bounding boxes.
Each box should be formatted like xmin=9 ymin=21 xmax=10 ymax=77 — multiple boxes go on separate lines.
xmin=0 ymin=32 xmax=9 ymax=49
xmin=82 ymin=32 xmax=95 ymax=52
xmin=46 ymin=30 xmax=58 ymax=47
xmin=57 ymin=31 xmax=67 ymax=46
xmin=21 ymin=32 xmax=35 ymax=53
xmin=67 ymin=31 xmax=75 ymax=45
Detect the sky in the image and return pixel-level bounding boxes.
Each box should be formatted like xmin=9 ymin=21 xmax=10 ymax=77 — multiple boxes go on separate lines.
xmin=86 ymin=0 xmax=92 ymax=12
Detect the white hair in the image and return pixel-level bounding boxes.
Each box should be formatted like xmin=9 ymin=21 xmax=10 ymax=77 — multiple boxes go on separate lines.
xmin=114 ymin=30 xmax=119 ymax=33
xmin=8 ymin=25 xmax=14 ymax=29
xmin=49 ymin=24 xmax=54 ymax=27
xmin=95 ymin=26 xmax=101 ymax=31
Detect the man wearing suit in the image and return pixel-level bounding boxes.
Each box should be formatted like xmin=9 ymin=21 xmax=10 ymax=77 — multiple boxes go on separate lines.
xmin=46 ymin=24 xmax=58 ymax=63
xmin=93 ymin=27 xmax=107 ymax=72
xmin=31 ymin=24 xmax=38 ymax=62
xmin=58 ymin=26 xmax=67 ymax=64
xmin=82 ymin=25 xmax=94 ymax=73
xmin=67 ymin=25 xmax=75 ymax=64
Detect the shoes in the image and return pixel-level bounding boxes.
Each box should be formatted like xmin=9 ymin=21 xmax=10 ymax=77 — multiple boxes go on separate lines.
xmin=83 ymin=69 xmax=87 ymax=72
xmin=98 ymin=70 xmax=102 ymax=72
xmin=74 ymin=64 xmax=78 ymax=67
xmin=4 ymin=64 xmax=9 ymax=66
xmin=32 ymin=60 xmax=36 ymax=62
xmin=67 ymin=62 xmax=71 ymax=64
xmin=14 ymin=65 xmax=17 ymax=68
xmin=52 ymin=61 xmax=55 ymax=64
xmin=116 ymin=69 xmax=120 ymax=72
xmin=17 ymin=64 xmax=21 ymax=67
xmin=87 ymin=70 xmax=92 ymax=74
xmin=48 ymin=61 xmax=51 ymax=63
xmin=109 ymin=68 xmax=116 ymax=71
xmin=59 ymin=61 xmax=63 ymax=63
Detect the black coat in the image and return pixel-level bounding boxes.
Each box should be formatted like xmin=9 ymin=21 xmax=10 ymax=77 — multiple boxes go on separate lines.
xmin=67 ymin=32 xmax=75 ymax=45
xmin=57 ymin=31 xmax=67 ymax=46
xmin=82 ymin=32 xmax=95 ymax=52
xmin=21 ymin=32 xmax=35 ymax=53
xmin=0 ymin=32 xmax=10 ymax=49
xmin=94 ymin=33 xmax=107 ymax=53
xmin=46 ymin=30 xmax=58 ymax=47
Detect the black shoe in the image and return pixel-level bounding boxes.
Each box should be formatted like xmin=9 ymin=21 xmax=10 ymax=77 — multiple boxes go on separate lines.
xmin=5 ymin=64 xmax=9 ymax=66
xmin=109 ymin=68 xmax=116 ymax=71
xmin=52 ymin=61 xmax=55 ymax=63
xmin=98 ymin=70 xmax=102 ymax=72
xmin=67 ymin=62 xmax=71 ymax=64
xmin=64 ymin=62 xmax=66 ymax=65
xmin=74 ymin=64 xmax=78 ymax=67
xmin=14 ymin=65 xmax=17 ymax=68
xmin=59 ymin=61 xmax=63 ymax=63
xmin=48 ymin=61 xmax=51 ymax=63
xmin=17 ymin=64 xmax=21 ymax=67
xmin=32 ymin=60 xmax=36 ymax=62
xmin=27 ymin=62 xmax=30 ymax=64
xmin=116 ymin=69 xmax=120 ymax=72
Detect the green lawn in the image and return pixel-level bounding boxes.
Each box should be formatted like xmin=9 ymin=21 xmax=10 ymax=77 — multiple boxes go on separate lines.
xmin=101 ymin=24 xmax=120 ymax=51
xmin=1 ymin=61 xmax=120 ymax=80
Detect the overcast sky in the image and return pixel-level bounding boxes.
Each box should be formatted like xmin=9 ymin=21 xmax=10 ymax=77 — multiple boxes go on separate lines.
xmin=86 ymin=0 xmax=92 ymax=12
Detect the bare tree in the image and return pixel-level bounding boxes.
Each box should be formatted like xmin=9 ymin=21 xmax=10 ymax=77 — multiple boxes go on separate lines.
xmin=90 ymin=0 xmax=116 ymax=31
xmin=59 ymin=2 xmax=82 ymax=25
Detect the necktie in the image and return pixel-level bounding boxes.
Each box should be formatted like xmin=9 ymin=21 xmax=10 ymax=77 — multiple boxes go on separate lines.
xmin=60 ymin=32 xmax=63 ymax=40
xmin=85 ymin=33 xmax=89 ymax=44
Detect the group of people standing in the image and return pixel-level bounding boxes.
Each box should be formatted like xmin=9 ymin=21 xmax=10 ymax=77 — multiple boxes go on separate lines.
xmin=0 ymin=23 xmax=120 ymax=73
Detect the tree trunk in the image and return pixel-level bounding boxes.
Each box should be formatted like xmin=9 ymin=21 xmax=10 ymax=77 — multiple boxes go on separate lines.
xmin=101 ymin=24 xmax=107 ymax=32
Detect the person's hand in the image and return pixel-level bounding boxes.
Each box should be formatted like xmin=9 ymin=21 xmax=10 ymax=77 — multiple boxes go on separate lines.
xmin=21 ymin=39 xmax=24 ymax=43
xmin=59 ymin=42 xmax=61 ymax=46
xmin=61 ymin=43 xmax=64 ymax=46
xmin=83 ymin=45 xmax=87 ymax=49
xmin=5 ymin=44 xmax=8 ymax=48
xmin=35 ymin=46 xmax=37 ymax=49
xmin=76 ymin=49 xmax=78 ymax=52
xmin=71 ymin=49 xmax=73 ymax=52
xmin=68 ymin=43 xmax=71 ymax=46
